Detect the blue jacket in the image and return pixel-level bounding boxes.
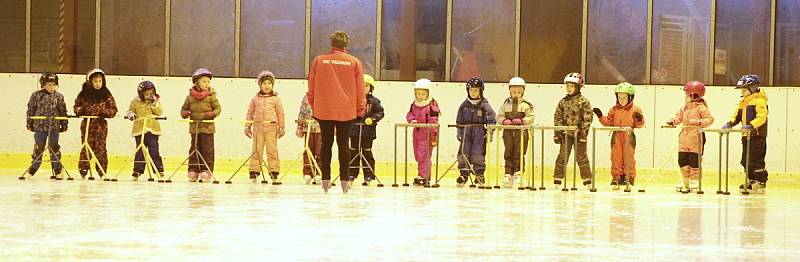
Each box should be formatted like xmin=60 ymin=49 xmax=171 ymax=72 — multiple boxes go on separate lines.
xmin=456 ymin=98 xmax=496 ymax=141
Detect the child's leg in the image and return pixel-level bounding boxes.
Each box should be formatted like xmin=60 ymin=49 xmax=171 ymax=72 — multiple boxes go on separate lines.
xmin=574 ymin=138 xmax=592 ymax=182
xmin=46 ymin=132 xmax=63 ymax=174
xmin=553 ymin=135 xmax=572 ymax=182
xmin=502 ymin=129 xmax=517 ymax=175
xmin=145 ymin=133 xmax=164 ymax=173
xmin=133 ymin=136 xmax=145 ymax=174
xmin=625 ymin=133 xmax=637 ymax=183
xmin=412 ymin=130 xmax=431 ymax=179
xmin=90 ymin=127 xmax=109 ymax=174
xmin=249 ymin=131 xmax=266 ymax=173
xmin=265 ymin=127 xmax=280 ymax=173
xmin=468 ymin=137 xmax=487 ymax=175
xmin=310 ymin=132 xmax=322 ymax=176
xmin=348 ymin=136 xmax=361 ymax=179
xmin=677 ymin=152 xmax=696 ymax=188
xmin=610 ymin=133 xmax=625 ymax=182
xmin=29 ymin=132 xmax=48 ymax=174
xmin=78 ymin=121 xmax=90 ymax=171
xmin=199 ymin=133 xmax=215 ymax=172
xmin=456 ymin=140 xmax=470 ymax=176
xmin=742 ymin=136 xmax=768 ymax=183
xmin=362 ymin=138 xmax=376 ymax=180
xmin=188 ymin=133 xmax=200 ymax=173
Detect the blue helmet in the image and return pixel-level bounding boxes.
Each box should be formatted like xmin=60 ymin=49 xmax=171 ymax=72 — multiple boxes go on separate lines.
xmin=735 ymin=74 xmax=760 ymax=93
xmin=466 ymin=76 xmax=484 ymax=98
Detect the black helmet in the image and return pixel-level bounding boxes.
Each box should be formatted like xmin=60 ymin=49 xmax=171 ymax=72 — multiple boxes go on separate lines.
xmin=465 ymin=76 xmax=484 ymax=98
xmin=39 ymin=72 xmax=59 ymax=86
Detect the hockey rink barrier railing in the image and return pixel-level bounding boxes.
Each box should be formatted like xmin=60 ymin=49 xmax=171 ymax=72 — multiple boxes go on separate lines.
xmin=591 ymin=126 xmax=637 ymax=193
xmin=698 ymin=128 xmax=752 ymax=195
xmin=112 ymin=116 xmax=168 ymax=182
xmin=393 ymin=122 xmax=440 ymax=188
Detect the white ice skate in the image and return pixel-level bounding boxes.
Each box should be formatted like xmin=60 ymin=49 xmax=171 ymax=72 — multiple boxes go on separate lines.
xmin=513 ymin=172 xmax=522 ymax=187
xmin=503 ymin=174 xmax=513 ymax=188
xmin=303 ymin=174 xmax=313 ymax=184
xmin=199 ymin=171 xmax=212 ymax=182
xmin=187 ymin=171 xmax=199 ymax=182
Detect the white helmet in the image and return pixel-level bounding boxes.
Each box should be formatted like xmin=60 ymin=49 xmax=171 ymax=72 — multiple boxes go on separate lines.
xmin=508 ymin=77 xmax=526 ymax=87
xmin=563 ymin=72 xmax=584 ymax=85
xmin=414 ymin=78 xmax=432 ymax=90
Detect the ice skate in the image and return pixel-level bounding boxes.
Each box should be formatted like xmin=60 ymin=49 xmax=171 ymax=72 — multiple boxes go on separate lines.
xmin=513 ymin=172 xmax=522 ymax=187
xmin=456 ymin=175 xmax=468 ymax=187
xmin=132 ymin=172 xmax=140 ymax=182
xmin=322 ymin=180 xmax=331 ymax=193
xmin=187 ymin=171 xmax=199 ymax=182
xmin=503 ymin=174 xmax=513 ymax=188
xmin=199 ymin=171 xmax=212 ymax=182
xmin=249 ymin=172 xmax=260 ymax=183
xmin=303 ymin=174 xmax=313 ymax=184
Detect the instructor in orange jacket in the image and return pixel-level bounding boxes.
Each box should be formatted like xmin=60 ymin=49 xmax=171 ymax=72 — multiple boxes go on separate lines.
xmin=307 ymin=31 xmax=367 ymax=194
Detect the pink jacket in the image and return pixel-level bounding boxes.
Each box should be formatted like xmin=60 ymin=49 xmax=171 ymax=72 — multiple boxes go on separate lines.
xmin=307 ymin=48 xmax=366 ymax=121
xmin=669 ymin=100 xmax=714 ymax=154
xmin=246 ymin=92 xmax=285 ymax=130
xmin=406 ymin=99 xmax=441 ymax=143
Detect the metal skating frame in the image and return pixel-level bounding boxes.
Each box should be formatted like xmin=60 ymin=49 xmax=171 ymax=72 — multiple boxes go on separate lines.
xmin=439 ymin=124 xmax=488 ymax=188
xmin=337 ymin=123 xmax=385 ymax=187
xmin=19 ymin=116 xmax=73 ymax=181
xmin=225 ymin=120 xmax=282 ymax=185
xmin=166 ymin=120 xmax=218 ymax=184
xmin=113 ymin=116 xmax=167 ymax=182
xmin=699 ymin=128 xmax=752 ymax=195
xmin=530 ymin=125 xmax=580 ymax=192
xmin=486 ymin=124 xmax=533 ymax=190
xmin=660 ymin=125 xmax=705 ymax=194
xmin=591 ymin=126 xmax=635 ymax=192
xmin=392 ymin=123 xmax=440 ymax=187
xmin=75 ymin=116 xmax=109 ymax=181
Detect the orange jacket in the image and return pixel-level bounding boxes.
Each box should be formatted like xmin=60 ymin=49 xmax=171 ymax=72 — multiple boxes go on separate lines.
xmin=307 ymin=48 xmax=366 ymax=121
xmin=599 ymin=102 xmax=645 ymax=129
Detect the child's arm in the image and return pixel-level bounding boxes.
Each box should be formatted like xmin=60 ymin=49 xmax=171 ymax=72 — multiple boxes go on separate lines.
xmin=100 ymin=96 xmax=118 ymax=118
xmin=697 ymin=105 xmax=714 ymax=128
xmin=725 ymin=106 xmax=742 ymax=127
xmin=633 ymin=108 xmax=645 ymax=128
xmin=207 ymin=96 xmax=221 ymax=119
xmin=26 ymin=93 xmax=36 ymax=130
xmin=370 ymin=98 xmax=385 ymax=122
xmin=522 ymin=102 xmax=534 ymax=125
xmin=57 ymin=94 xmax=68 ymax=131
xmin=669 ymin=107 xmax=683 ymax=126
xmin=428 ymin=102 xmax=440 ymax=124
xmin=579 ymin=98 xmax=594 ymax=139
xmin=749 ymin=99 xmax=768 ymax=129
xmin=484 ymin=102 xmax=497 ymax=125
xmin=598 ymin=108 xmax=614 ymax=126
xmin=406 ymin=104 xmax=416 ymax=123
xmin=73 ymin=97 xmax=83 ymax=116
xmin=496 ymin=101 xmax=507 ymax=124
xmin=456 ymin=105 xmax=465 ymax=140
xmin=276 ymin=98 xmax=286 ymax=130
xmin=296 ymin=96 xmax=311 ymax=137
xmin=180 ymin=96 xmax=191 ymax=119
xmin=553 ymin=101 xmax=563 ymax=137
xmin=151 ymin=98 xmax=163 ymax=116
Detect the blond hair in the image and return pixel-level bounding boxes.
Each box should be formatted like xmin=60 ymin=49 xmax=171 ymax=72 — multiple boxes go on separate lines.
xmin=330 ymin=31 xmax=349 ymax=49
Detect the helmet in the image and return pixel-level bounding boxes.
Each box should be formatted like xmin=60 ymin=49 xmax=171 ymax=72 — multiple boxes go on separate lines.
xmin=735 ymin=74 xmax=760 ymax=93
xmin=683 ymin=81 xmax=706 ymax=97
xmin=86 ymin=68 xmax=105 ymax=81
xmin=137 ymin=80 xmax=157 ymax=101
xmin=192 ymin=68 xmax=213 ymax=83
xmin=563 ymin=73 xmax=584 ymax=86
xmin=363 ymin=74 xmax=376 ymax=88
xmin=614 ymin=82 xmax=636 ymax=95
xmin=414 ymin=78 xmax=432 ymax=90
xmin=465 ymin=76 xmax=484 ymax=99
xmin=508 ymin=77 xmax=526 ymax=88
xmin=256 ymin=70 xmax=275 ymax=85
xmin=39 ymin=72 xmax=58 ymax=86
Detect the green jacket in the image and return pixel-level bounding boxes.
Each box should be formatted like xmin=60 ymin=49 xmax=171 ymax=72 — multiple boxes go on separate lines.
xmin=128 ymin=97 xmax=163 ymax=136
xmin=181 ymin=87 xmax=222 ymax=134
xmin=554 ymin=93 xmax=593 ymax=139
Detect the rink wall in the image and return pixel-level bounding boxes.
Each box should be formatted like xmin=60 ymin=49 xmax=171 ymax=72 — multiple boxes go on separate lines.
xmin=1 ymin=73 xmax=798 ymax=174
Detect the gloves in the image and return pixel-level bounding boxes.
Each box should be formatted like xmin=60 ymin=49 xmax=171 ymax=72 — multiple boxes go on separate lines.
xmin=592 ymin=108 xmax=603 ymax=118
xmin=203 ymin=111 xmax=216 ymax=119
xmin=148 ymin=94 xmax=160 ymax=102
xmin=244 ymin=126 xmax=253 ymax=138
xmin=665 ymin=120 xmax=675 ymax=126
xmin=741 ymin=124 xmax=753 ymax=130
xmin=58 ymin=123 xmax=67 ymax=133
xmin=278 ymin=128 xmax=286 ymax=138
xmin=295 ymin=129 xmax=304 ymax=138
xmin=180 ymin=110 xmax=191 ymax=119
xmin=688 ymin=119 xmax=702 ymax=126
xmin=633 ymin=112 xmax=644 ymax=122
xmin=502 ymin=119 xmax=513 ymax=125
xmin=721 ymin=122 xmax=733 ymax=129
xmin=511 ymin=119 xmax=523 ymax=125
xmin=125 ymin=111 xmax=136 ymax=121
xmin=554 ymin=135 xmax=562 ymax=144
xmin=364 ymin=117 xmax=373 ymax=125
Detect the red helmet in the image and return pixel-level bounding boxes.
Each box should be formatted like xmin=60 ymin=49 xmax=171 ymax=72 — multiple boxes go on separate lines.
xmin=683 ymin=81 xmax=705 ymax=97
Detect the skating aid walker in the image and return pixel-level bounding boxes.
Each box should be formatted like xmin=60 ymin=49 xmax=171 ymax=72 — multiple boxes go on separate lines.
xmin=19 ymin=116 xmax=74 ymax=181
xmin=75 ymin=115 xmax=109 ymax=181
xmin=166 ymin=119 xmax=218 ymax=183
xmin=392 ymin=122 xmax=440 ymax=188
xmin=224 ymin=120 xmax=281 ymax=185
xmin=112 ymin=116 xmax=167 ymax=182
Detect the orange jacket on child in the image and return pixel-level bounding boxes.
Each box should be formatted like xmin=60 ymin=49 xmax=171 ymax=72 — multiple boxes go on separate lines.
xmin=598 ymin=102 xmax=644 ymax=179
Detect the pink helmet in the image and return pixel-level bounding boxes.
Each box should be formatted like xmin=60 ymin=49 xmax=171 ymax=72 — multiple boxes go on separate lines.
xmin=683 ymin=81 xmax=705 ymax=97
xmin=192 ymin=68 xmax=213 ymax=83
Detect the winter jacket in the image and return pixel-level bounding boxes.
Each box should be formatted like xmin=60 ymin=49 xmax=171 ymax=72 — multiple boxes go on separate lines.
xmin=127 ymin=97 xmax=163 ymax=136
xmin=26 ymin=89 xmax=68 ymax=132
xmin=496 ymin=97 xmax=534 ymax=125
xmin=727 ymin=92 xmax=768 ymax=137
xmin=74 ymin=91 xmax=118 ymax=126
xmin=246 ymin=92 xmax=285 ymax=130
xmin=598 ymin=102 xmax=645 ymax=129
xmin=669 ymin=100 xmax=714 ymax=154
xmin=406 ymin=99 xmax=441 ymax=143
xmin=456 ymin=98 xmax=496 ymax=141
xmin=350 ymin=94 xmax=385 ymax=139
xmin=181 ymin=87 xmax=221 ymax=134
xmin=296 ymin=94 xmax=320 ymax=136
xmin=554 ymin=93 xmax=593 ymax=140
xmin=307 ymin=48 xmax=366 ymax=121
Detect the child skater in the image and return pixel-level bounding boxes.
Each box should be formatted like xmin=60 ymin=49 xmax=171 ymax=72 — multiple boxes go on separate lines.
xmin=666 ymin=81 xmax=714 ymax=192
xmin=406 ymin=78 xmax=440 ymax=186
xmin=74 ymin=69 xmax=118 ymax=179
xmin=721 ymin=75 xmax=769 ymax=193
xmin=124 ymin=80 xmax=165 ymax=181
xmin=496 ymin=77 xmax=534 ymax=188
xmin=455 ymin=76 xmax=496 ymax=187
xmin=23 ymin=72 xmax=68 ymax=179
xmin=553 ymin=73 xmax=594 ymax=189
xmin=349 ymin=74 xmax=384 ymax=185
xmin=296 ymin=93 xmax=322 ymax=185
xmin=180 ymin=68 xmax=222 ymax=182
xmin=244 ymin=71 xmax=285 ymax=183
xmin=593 ymin=82 xmax=645 ymax=190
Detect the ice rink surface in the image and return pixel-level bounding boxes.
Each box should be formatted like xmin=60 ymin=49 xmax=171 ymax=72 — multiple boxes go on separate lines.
xmin=1 ymin=177 xmax=798 ymax=261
